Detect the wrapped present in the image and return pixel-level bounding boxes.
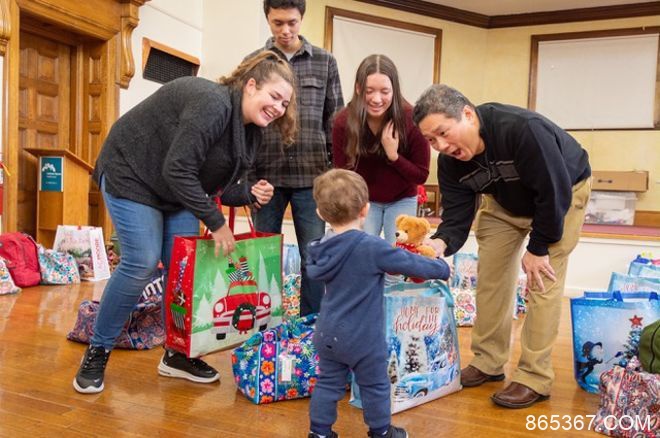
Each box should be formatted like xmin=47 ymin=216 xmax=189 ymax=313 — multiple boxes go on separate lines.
xmin=571 ymin=291 xmax=660 ymax=393
xmin=593 ymin=357 xmax=660 ymax=437
xmin=282 ymin=273 xmax=301 ymax=320
xmin=350 ymin=280 xmax=461 ymax=414
xmin=232 ymin=314 xmax=319 ymax=404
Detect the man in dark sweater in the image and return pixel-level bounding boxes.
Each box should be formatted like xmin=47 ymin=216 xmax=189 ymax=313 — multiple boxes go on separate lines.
xmin=306 ymin=169 xmax=449 ymax=438
xmin=413 ymin=84 xmax=591 ymax=408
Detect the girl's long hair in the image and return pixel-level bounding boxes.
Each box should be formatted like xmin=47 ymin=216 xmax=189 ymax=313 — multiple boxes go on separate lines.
xmin=342 ymin=54 xmax=408 ymax=167
xmin=219 ymin=50 xmax=297 ymax=144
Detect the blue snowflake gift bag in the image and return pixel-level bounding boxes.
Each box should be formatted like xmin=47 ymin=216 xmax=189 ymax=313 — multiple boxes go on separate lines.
xmin=570 ymin=291 xmax=660 ymax=393
xmin=232 ymin=314 xmax=319 ymax=404
xmin=350 ymin=280 xmax=462 ymax=414
xmin=608 ymin=272 xmax=660 ymax=293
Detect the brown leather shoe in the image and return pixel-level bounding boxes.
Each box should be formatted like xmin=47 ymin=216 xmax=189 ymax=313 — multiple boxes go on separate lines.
xmin=491 ymin=382 xmax=549 ymax=408
xmin=460 ymin=365 xmax=505 ymax=387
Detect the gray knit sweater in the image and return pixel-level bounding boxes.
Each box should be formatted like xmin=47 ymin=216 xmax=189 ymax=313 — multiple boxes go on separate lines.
xmin=93 ymin=77 xmax=260 ymax=232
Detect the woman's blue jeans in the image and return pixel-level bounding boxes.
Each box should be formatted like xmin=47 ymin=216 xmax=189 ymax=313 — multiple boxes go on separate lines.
xmin=91 ymin=177 xmax=199 ymax=350
xmin=363 ymin=196 xmax=418 ymax=244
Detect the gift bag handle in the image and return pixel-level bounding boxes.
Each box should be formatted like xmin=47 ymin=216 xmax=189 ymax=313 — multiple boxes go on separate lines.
xmin=204 ymin=197 xmax=256 ymax=238
xmin=585 ymin=291 xmax=659 ymax=302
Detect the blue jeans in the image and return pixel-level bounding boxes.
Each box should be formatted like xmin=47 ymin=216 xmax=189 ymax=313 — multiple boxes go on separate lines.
xmin=91 ymin=176 xmax=199 ymax=350
xmin=253 ymin=187 xmax=325 ymax=315
xmin=363 ymin=196 xmax=418 ymax=244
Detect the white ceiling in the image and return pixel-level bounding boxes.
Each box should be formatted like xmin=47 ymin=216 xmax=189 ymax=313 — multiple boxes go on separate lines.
xmin=422 ymin=0 xmax=658 ymax=16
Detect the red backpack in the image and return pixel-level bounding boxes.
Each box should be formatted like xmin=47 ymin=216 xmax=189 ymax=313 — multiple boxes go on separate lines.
xmin=0 ymin=232 xmax=41 ymax=287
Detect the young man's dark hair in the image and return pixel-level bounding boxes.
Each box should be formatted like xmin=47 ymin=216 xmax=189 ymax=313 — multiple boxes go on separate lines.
xmin=263 ymin=0 xmax=305 ymax=17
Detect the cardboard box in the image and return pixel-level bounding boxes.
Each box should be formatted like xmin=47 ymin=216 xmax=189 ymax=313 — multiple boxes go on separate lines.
xmin=591 ymin=171 xmax=648 ymax=192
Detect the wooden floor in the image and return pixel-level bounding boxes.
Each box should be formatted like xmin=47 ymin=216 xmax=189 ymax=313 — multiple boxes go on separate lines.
xmin=0 ymin=282 xmax=601 ymax=437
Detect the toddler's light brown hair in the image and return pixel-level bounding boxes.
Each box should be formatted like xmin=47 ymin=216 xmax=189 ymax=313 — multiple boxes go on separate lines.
xmin=313 ymin=169 xmax=369 ymax=226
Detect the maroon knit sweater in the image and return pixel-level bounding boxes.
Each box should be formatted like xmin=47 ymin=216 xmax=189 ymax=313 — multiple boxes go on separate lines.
xmin=332 ymin=106 xmax=430 ymax=203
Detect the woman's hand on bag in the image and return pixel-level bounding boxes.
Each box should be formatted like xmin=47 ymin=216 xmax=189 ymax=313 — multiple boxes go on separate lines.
xmin=521 ymin=251 xmax=556 ymax=293
xmin=211 ymin=224 xmax=235 ymax=257
xmin=381 ymin=121 xmax=399 ymax=162
xmin=251 ymin=179 xmax=274 ymax=210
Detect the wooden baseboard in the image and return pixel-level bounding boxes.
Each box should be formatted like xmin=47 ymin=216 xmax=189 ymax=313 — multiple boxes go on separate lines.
xmin=634 ymin=210 xmax=660 ymax=228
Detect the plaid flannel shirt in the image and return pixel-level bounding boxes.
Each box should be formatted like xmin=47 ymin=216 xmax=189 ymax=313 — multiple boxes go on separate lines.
xmin=248 ymin=36 xmax=344 ymax=188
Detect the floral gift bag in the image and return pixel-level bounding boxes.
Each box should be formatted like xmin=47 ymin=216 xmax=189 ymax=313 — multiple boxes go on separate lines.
xmin=593 ymin=357 xmax=659 ymax=437
xmin=37 ymin=244 xmax=81 ymax=284
xmin=232 ymin=314 xmax=319 ymax=404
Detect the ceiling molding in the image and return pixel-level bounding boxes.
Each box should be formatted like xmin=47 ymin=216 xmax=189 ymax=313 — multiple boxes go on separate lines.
xmin=354 ymin=0 xmax=489 ymax=28
xmin=490 ymin=2 xmax=660 ymax=28
xmin=355 ymin=0 xmax=660 ymax=28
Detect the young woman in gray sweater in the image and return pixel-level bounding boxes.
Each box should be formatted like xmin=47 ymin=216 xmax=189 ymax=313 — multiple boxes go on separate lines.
xmin=74 ymin=51 xmax=297 ymax=394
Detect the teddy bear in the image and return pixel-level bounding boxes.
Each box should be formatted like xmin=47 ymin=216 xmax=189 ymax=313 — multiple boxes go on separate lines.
xmin=394 ymin=215 xmax=437 ymax=258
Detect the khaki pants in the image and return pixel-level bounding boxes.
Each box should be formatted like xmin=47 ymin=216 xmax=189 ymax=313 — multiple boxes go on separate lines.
xmin=470 ymin=178 xmax=591 ymax=395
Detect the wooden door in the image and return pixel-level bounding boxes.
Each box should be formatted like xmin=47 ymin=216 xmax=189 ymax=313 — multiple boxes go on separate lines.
xmin=17 ymin=31 xmax=71 ymax=237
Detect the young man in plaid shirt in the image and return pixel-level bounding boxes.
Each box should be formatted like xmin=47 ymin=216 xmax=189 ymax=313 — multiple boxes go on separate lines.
xmin=249 ymin=0 xmax=344 ymax=315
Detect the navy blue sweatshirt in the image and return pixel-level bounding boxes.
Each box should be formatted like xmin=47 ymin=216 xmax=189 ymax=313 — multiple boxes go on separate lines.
xmin=307 ymin=230 xmax=450 ymax=358
xmin=433 ymin=103 xmax=590 ymax=257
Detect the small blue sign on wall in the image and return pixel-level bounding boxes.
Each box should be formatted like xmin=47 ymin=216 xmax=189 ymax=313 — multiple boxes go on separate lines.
xmin=40 ymin=156 xmax=63 ymax=192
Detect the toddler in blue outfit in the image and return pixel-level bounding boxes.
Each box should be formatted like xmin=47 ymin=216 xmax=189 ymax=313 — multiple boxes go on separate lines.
xmin=306 ymin=169 xmax=450 ymax=438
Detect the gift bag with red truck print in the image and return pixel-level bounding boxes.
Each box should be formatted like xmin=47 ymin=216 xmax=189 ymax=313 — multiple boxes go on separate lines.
xmin=165 ymin=229 xmax=283 ymax=358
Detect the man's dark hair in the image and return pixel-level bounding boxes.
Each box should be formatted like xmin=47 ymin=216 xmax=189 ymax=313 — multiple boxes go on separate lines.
xmin=413 ymin=84 xmax=475 ymax=125
xmin=263 ymin=0 xmax=306 ymax=17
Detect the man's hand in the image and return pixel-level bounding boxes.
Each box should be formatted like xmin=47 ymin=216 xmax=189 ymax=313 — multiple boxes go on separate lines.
xmin=423 ymin=237 xmax=447 ymax=258
xmin=211 ymin=223 xmax=235 ymax=257
xmin=521 ymin=251 xmax=556 ymax=293
xmin=251 ymin=179 xmax=274 ymax=210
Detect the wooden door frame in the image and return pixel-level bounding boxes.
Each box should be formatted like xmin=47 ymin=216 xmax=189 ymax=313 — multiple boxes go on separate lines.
xmin=0 ymin=0 xmax=149 ymax=234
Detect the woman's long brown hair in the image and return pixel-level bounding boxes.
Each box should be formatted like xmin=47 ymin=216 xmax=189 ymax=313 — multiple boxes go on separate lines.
xmin=342 ymin=54 xmax=409 ymax=167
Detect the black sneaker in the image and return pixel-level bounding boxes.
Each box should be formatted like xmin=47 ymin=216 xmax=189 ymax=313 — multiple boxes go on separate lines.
xmin=73 ymin=345 xmax=111 ymax=394
xmin=158 ymin=350 xmax=220 ymax=383
xmin=308 ymin=432 xmax=338 ymax=438
xmin=368 ymin=426 xmax=408 ymax=438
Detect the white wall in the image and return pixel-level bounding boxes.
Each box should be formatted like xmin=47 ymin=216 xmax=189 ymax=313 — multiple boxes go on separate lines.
xmin=122 ymin=0 xmax=271 ymax=112
xmin=200 ymin=0 xmax=271 ymax=80
xmin=120 ymin=0 xmax=204 ymax=115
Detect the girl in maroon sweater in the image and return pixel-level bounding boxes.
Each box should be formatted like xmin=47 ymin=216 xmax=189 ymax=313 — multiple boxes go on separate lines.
xmin=332 ymin=54 xmax=430 ymax=243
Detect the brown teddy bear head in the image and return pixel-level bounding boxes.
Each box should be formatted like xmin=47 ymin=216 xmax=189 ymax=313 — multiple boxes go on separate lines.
xmin=394 ymin=215 xmax=431 ymax=245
